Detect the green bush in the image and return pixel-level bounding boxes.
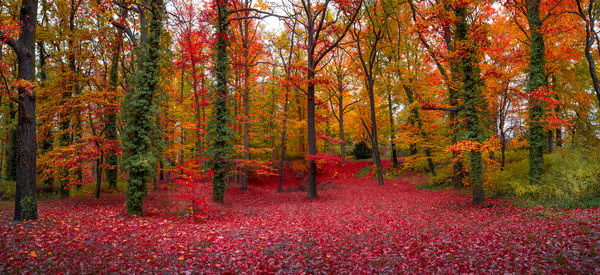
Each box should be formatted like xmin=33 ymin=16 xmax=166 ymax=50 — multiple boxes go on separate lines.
xmin=487 ymin=149 xmax=600 ymax=208
xmin=351 ymin=141 xmax=372 ymax=159
xmin=0 ymin=180 xmax=15 ymax=201
xmin=494 ymin=149 xmax=528 ymax=164
xmin=428 ymin=166 xmax=452 ymax=186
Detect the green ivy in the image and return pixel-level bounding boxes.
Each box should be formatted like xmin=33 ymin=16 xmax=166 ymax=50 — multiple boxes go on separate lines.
xmin=526 ymin=0 xmax=547 ymax=185
xmin=122 ymin=5 xmax=165 ymax=216
xmin=207 ymin=0 xmax=234 ymax=203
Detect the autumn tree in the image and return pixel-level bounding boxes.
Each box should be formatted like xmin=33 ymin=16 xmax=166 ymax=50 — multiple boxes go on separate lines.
xmin=230 ymin=0 xmax=265 ymax=190
xmin=408 ymin=0 xmax=466 ymax=189
xmin=324 ymin=48 xmax=357 ymax=159
xmin=292 ymin=0 xmax=362 ymax=198
xmin=272 ymin=20 xmax=299 ymax=192
xmin=350 ymin=0 xmax=389 ymax=186
xmin=452 ymin=3 xmax=487 ymax=204
xmin=573 ymin=0 xmax=600 ymax=107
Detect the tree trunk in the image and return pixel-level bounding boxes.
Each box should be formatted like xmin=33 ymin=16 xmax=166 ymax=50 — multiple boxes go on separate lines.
xmin=338 ymin=95 xmax=345 ymax=159
xmin=12 ymin=0 xmax=38 ymax=221
xmin=403 ymin=85 xmax=436 ymax=175
xmin=526 ymin=0 xmax=547 ymax=185
xmin=386 ymin=91 xmax=398 ymax=167
xmin=367 ymin=79 xmax=384 ymax=186
xmin=582 ymin=15 xmax=600 ymax=107
xmin=307 ymin=71 xmax=318 ymax=198
xmin=95 ymin=156 xmax=102 ymax=198
xmin=241 ymin=61 xmax=250 ymax=191
xmin=210 ymin=0 xmax=233 ymax=203
xmin=106 ymin=37 xmax=120 ymax=189
xmin=547 ymin=130 xmax=555 ymax=153
xmin=278 ymin=86 xmax=290 ymax=193
xmin=501 ymin=140 xmax=506 ymax=170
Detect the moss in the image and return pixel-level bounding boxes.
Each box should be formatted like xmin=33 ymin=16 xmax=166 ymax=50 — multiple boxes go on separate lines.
xmin=20 ymin=195 xmax=37 ymax=220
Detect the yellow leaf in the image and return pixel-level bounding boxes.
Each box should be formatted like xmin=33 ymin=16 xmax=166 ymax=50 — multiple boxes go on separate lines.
xmin=30 ymin=251 xmax=37 ymax=258
xmin=177 ymin=256 xmax=184 ymax=261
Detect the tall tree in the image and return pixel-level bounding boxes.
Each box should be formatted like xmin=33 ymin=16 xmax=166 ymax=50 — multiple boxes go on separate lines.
xmin=294 ymin=0 xmax=362 ymax=198
xmin=325 ymin=48 xmax=357 ymax=160
xmin=524 ymin=0 xmax=547 ymax=185
xmin=122 ymin=0 xmax=165 ymax=215
xmin=208 ymin=0 xmax=234 ymax=203
xmin=0 ymin=0 xmax=39 ymax=220
xmin=350 ymin=0 xmax=388 ymax=186
xmin=452 ymin=4 xmax=487 ymax=204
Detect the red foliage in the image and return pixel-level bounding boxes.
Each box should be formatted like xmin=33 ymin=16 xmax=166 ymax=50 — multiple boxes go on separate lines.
xmin=1 ymin=163 xmax=599 ymax=273
xmin=172 ymin=159 xmax=217 ymax=221
xmin=519 ymin=86 xmax=573 ymax=129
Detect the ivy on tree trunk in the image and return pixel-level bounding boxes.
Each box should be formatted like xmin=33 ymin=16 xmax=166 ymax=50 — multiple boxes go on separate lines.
xmin=526 ymin=0 xmax=547 ymax=185
xmin=208 ymin=0 xmax=234 ymax=203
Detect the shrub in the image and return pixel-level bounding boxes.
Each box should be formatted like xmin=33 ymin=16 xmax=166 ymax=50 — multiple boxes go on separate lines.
xmin=351 ymin=141 xmax=372 ymax=159
xmin=487 ymin=148 xmax=600 ymax=208
xmin=0 ymin=180 xmax=15 ymax=201
xmin=427 ymin=166 xmax=453 ymax=186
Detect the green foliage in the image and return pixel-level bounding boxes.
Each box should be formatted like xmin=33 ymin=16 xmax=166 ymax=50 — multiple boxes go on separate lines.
xmin=20 ymin=194 xmax=37 ymax=220
xmin=487 ymin=149 xmax=600 ymax=208
xmin=427 ymin=165 xmax=453 ymax=187
xmin=352 ymin=141 xmax=372 ymax=159
xmin=496 ymin=149 xmax=528 ymax=164
xmin=355 ymin=166 xmax=371 ymax=177
xmin=383 ymin=167 xmax=403 ymax=179
xmin=0 ymin=180 xmax=15 ymax=201
xmin=122 ymin=7 xmax=166 ymax=215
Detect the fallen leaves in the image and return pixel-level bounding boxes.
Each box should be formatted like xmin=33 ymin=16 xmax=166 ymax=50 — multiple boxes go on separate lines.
xmin=0 ymin=160 xmax=598 ymax=273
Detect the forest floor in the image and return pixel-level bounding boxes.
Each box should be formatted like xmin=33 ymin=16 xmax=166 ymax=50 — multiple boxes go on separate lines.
xmin=1 ymin=160 xmax=599 ymax=273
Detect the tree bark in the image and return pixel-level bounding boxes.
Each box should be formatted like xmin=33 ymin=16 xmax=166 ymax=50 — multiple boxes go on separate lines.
xmin=526 ymin=0 xmax=547 ymax=185
xmin=386 ymin=91 xmax=398 ymax=167
xmin=10 ymin=0 xmax=39 ymax=221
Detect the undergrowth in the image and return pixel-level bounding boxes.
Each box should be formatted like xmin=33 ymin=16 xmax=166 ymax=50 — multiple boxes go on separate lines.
xmin=487 ymin=148 xmax=600 ymax=209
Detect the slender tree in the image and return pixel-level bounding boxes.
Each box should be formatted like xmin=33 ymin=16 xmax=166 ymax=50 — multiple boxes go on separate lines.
xmin=351 ymin=0 xmax=388 ymax=186
xmin=295 ymin=0 xmax=362 ymax=198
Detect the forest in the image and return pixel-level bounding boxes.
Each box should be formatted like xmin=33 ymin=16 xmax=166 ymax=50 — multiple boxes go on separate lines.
xmin=0 ymin=0 xmax=599 ymax=272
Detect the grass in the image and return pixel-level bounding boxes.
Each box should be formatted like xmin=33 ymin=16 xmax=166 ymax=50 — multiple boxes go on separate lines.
xmin=510 ymin=195 xmax=600 ymax=210
xmin=415 ymin=181 xmax=453 ymax=190
xmin=71 ymin=178 xmax=128 ymax=196
xmin=354 ymin=166 xmax=371 ymax=178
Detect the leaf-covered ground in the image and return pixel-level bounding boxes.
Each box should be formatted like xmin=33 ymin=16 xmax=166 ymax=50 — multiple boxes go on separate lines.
xmin=1 ymin=161 xmax=599 ymax=273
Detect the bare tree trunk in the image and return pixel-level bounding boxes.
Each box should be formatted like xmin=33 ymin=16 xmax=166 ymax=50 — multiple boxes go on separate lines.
xmin=367 ymin=79 xmax=384 ymax=186
xmin=242 ymin=61 xmax=250 ymax=191
xmin=278 ymin=86 xmax=290 ymax=193
xmin=95 ymin=156 xmax=102 ymax=198
xmin=386 ymin=91 xmax=398 ymax=167
xmin=9 ymin=0 xmax=38 ymax=221
xmin=338 ymin=95 xmax=345 ymax=159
